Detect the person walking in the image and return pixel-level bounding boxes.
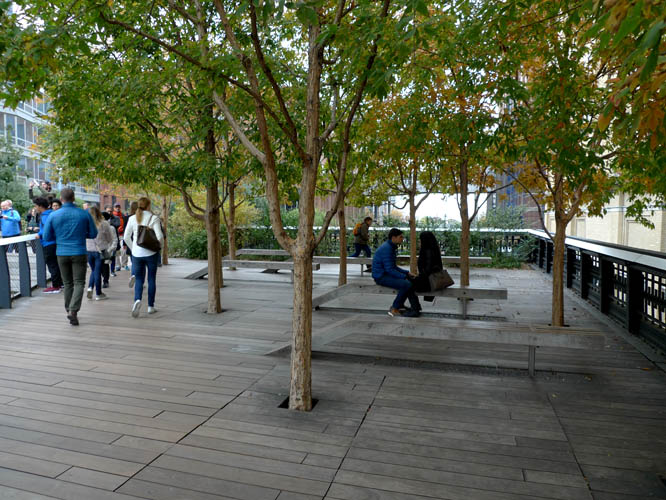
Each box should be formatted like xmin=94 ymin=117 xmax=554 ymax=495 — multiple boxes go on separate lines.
xmin=86 ymin=206 xmax=116 ymax=302
xmin=1 ymin=200 xmax=22 ymax=253
xmin=123 ymin=197 xmax=163 ymax=317
xmin=33 ymin=197 xmax=63 ymax=293
xmin=372 ymin=228 xmax=421 ymax=317
xmin=124 ymin=201 xmax=137 ymax=277
xmin=351 ymin=216 xmax=373 ymax=257
xmin=42 ymin=188 xmax=97 ymax=326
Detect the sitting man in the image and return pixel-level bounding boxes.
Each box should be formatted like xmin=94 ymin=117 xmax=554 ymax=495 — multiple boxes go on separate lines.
xmin=372 ymin=228 xmax=421 ymax=317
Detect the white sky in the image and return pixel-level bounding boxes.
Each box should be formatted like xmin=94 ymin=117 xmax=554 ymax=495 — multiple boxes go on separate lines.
xmin=395 ymin=193 xmax=489 ymax=222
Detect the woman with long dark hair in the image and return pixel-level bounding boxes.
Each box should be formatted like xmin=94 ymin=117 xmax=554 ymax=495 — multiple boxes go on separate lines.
xmin=412 ymin=231 xmax=445 ymax=302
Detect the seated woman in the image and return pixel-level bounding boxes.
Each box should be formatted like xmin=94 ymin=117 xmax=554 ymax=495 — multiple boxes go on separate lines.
xmin=412 ymin=231 xmax=444 ymax=302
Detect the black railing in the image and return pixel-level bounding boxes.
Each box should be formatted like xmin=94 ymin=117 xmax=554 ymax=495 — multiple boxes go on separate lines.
xmin=529 ymin=230 xmax=666 ymax=351
xmin=0 ymin=234 xmax=47 ymax=308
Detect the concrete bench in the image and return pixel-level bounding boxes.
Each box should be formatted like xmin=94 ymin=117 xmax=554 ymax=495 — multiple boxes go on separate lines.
xmin=223 ymin=259 xmax=320 ymax=282
xmin=184 ymin=259 xmax=320 ymax=282
xmin=344 ymin=314 xmax=605 ymax=376
xmin=313 ymin=282 xmax=507 ymax=319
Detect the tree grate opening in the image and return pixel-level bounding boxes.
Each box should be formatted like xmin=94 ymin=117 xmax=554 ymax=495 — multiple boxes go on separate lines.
xmin=278 ymin=397 xmax=319 ymax=409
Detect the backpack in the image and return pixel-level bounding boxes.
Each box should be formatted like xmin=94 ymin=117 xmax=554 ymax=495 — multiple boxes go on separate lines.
xmin=353 ymin=222 xmax=362 ymax=236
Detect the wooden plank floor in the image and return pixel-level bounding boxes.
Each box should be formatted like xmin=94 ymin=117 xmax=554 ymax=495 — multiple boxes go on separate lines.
xmin=0 ymin=259 xmax=664 ymax=499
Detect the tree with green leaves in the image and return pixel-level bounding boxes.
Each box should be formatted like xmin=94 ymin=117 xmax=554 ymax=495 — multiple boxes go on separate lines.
xmin=1 ymin=0 xmax=423 ymax=410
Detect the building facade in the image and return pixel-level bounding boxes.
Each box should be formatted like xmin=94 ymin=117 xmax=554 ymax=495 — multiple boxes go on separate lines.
xmin=545 ymin=193 xmax=666 ymax=253
xmin=1 ymin=95 xmax=100 ymax=203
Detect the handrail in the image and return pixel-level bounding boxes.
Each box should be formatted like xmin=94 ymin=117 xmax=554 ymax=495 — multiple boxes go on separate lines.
xmin=528 ymin=229 xmax=666 ymax=351
xmin=0 ymin=234 xmax=46 ymax=308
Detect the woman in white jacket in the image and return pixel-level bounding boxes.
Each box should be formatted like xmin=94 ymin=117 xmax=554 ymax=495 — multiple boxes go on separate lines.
xmin=123 ymin=197 xmax=164 ymax=317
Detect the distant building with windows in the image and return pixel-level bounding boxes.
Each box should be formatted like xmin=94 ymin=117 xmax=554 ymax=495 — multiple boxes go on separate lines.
xmin=0 ymin=94 xmax=100 ymax=203
xmin=487 ymin=171 xmax=543 ymax=229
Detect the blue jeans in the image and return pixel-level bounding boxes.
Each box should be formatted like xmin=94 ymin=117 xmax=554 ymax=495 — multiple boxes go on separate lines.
xmin=375 ymin=274 xmax=421 ymax=311
xmin=87 ymin=251 xmax=103 ymax=295
xmin=133 ymin=253 xmax=158 ymax=307
xmin=351 ymin=244 xmax=371 ymax=257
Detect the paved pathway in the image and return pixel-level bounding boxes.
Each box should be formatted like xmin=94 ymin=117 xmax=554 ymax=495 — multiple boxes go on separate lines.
xmin=0 ymin=259 xmax=664 ymax=499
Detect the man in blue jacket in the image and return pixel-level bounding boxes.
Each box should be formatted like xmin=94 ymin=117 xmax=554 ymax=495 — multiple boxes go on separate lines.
xmin=1 ymin=200 xmax=22 ymax=252
xmin=33 ymin=197 xmax=63 ymax=293
xmin=372 ymin=228 xmax=421 ymax=317
xmin=43 ymin=188 xmax=97 ymax=325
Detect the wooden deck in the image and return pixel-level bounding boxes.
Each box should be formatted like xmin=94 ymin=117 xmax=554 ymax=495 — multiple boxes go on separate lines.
xmin=0 ymin=259 xmax=664 ymax=499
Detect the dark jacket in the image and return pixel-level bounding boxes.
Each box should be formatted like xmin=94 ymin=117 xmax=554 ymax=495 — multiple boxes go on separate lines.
xmin=354 ymin=221 xmax=370 ymax=245
xmin=372 ymin=240 xmax=409 ymax=280
xmin=413 ymin=245 xmax=443 ymax=292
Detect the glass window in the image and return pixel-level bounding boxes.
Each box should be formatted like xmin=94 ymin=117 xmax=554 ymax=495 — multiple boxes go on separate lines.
xmin=17 ymin=156 xmax=26 ymax=177
xmin=5 ymin=114 xmax=15 ymax=142
xmin=0 ymin=112 xmax=4 ymax=135
xmin=38 ymin=160 xmax=47 ymax=180
xmin=18 ymin=101 xmax=24 ymax=110
xmin=24 ymin=122 xmax=32 ymax=144
xmin=16 ymin=117 xmax=25 ymax=146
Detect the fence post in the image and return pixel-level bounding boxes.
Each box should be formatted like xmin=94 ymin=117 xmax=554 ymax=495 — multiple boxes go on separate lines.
xmin=626 ymin=265 xmax=643 ymax=334
xmin=546 ymin=241 xmax=553 ymax=274
xmin=538 ymin=239 xmax=545 ymax=269
xmin=0 ymin=246 xmax=10 ymax=308
xmin=580 ymin=252 xmax=592 ymax=299
xmin=566 ymin=247 xmax=576 ymax=288
xmin=18 ymin=241 xmax=32 ymax=298
xmin=599 ymin=258 xmax=614 ymax=314
xmin=35 ymin=239 xmax=47 ymax=288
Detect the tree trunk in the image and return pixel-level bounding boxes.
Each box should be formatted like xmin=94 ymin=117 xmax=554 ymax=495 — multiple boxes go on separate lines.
xmin=290 ymin=251 xmax=313 ymax=411
xmin=337 ymin=200 xmax=347 ymax=286
xmin=459 ymin=162 xmax=470 ymax=286
xmin=205 ymin=181 xmax=223 ymax=314
xmin=409 ymin=199 xmax=417 ymax=274
xmin=227 ymin=184 xmax=237 ymax=270
xmin=160 ymin=195 xmax=170 ymax=266
xmin=551 ymin=218 xmax=567 ymax=326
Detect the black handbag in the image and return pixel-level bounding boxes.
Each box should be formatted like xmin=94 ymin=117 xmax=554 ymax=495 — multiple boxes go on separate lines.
xmin=136 ymin=215 xmax=162 ymax=253
xmin=428 ymin=269 xmax=454 ymax=291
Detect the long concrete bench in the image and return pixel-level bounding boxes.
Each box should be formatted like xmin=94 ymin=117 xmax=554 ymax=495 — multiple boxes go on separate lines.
xmin=184 ymin=259 xmax=320 ymax=282
xmin=341 ymin=314 xmax=605 ymax=376
xmin=313 ymin=282 xmax=507 ymax=319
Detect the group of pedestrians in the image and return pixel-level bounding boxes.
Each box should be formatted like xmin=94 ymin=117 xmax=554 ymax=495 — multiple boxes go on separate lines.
xmin=351 ymin=216 xmax=452 ymax=318
xmin=19 ymin=187 xmax=166 ymax=326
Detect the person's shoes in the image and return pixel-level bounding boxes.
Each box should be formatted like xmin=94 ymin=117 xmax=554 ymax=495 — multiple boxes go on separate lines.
xmin=128 ymin=276 xmax=135 ymax=288
xmin=131 ymin=299 xmax=141 ymax=318
xmin=86 ymin=288 xmax=93 ymax=299
xmin=403 ymin=308 xmax=420 ymax=318
xmin=147 ymin=306 xmax=157 ymax=314
xmin=95 ymin=293 xmax=108 ymax=301
xmin=43 ymin=286 xmax=59 ymax=294
xmin=111 ymin=272 xmax=117 ymax=277
xmin=102 ymin=282 xmax=109 ymax=289
xmin=67 ymin=311 xmax=79 ymax=326
xmin=388 ymin=308 xmax=401 ymax=317
xmin=124 ymin=266 xmax=130 ymax=271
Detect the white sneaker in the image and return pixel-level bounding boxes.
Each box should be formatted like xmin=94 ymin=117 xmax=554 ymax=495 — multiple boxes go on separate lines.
xmin=131 ymin=299 xmax=141 ymax=318
xmin=95 ymin=293 xmax=108 ymax=301
xmin=128 ymin=276 xmax=135 ymax=289
xmin=86 ymin=288 xmax=93 ymax=299
xmin=147 ymin=306 xmax=157 ymax=314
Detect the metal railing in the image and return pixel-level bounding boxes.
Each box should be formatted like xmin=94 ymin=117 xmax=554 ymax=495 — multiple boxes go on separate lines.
xmin=528 ymin=229 xmax=666 ymax=351
xmin=0 ymin=234 xmax=47 ymax=308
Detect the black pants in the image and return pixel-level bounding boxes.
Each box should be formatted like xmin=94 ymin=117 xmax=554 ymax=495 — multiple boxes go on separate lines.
xmin=101 ymin=261 xmax=110 ymax=285
xmin=43 ymin=244 xmax=62 ymax=288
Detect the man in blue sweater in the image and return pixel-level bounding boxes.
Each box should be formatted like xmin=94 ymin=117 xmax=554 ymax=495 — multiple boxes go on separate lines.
xmin=34 ymin=197 xmax=63 ymax=293
xmin=43 ymin=188 xmax=97 ymax=325
xmin=372 ymin=228 xmax=421 ymax=317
